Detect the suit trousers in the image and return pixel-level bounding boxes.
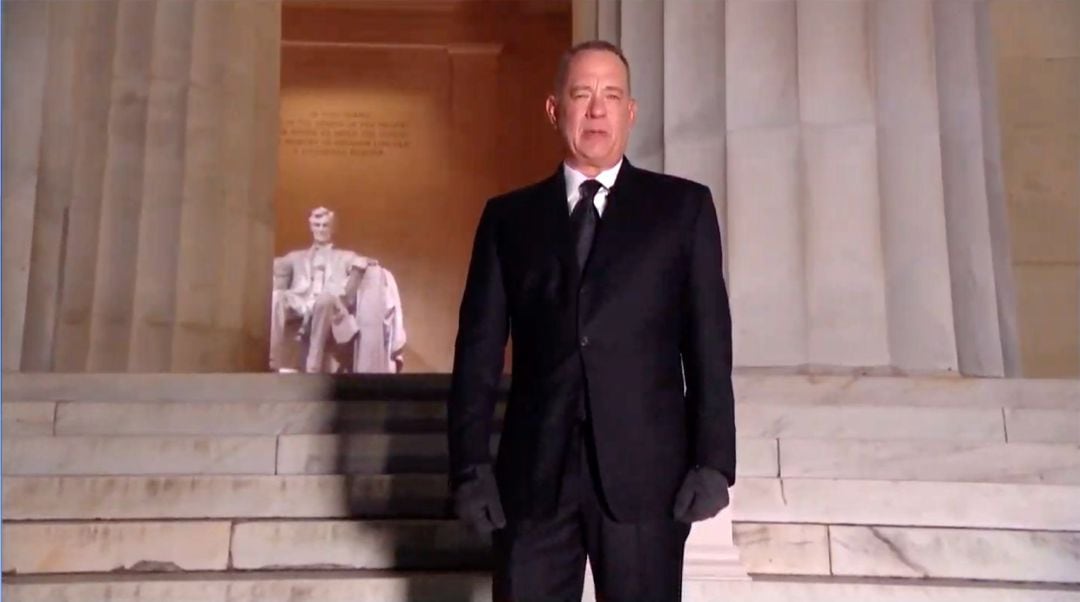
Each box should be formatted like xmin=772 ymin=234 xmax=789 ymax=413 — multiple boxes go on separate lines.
xmin=492 ymin=418 xmax=691 ymax=602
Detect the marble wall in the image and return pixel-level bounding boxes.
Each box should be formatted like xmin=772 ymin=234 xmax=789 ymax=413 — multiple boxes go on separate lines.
xmin=990 ymin=0 xmax=1080 ymax=377
xmin=578 ymin=0 xmax=1035 ymax=377
xmin=2 ymin=0 xmax=280 ymax=372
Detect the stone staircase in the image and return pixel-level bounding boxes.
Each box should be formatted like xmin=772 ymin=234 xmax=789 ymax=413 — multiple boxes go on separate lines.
xmin=3 ymin=373 xmax=1079 ymax=601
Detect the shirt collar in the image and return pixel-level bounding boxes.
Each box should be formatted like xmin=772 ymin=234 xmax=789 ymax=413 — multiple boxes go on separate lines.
xmin=563 ymin=158 xmax=623 ymax=200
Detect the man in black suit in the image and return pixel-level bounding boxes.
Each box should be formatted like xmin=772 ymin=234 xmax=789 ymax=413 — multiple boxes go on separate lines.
xmin=448 ymin=40 xmax=736 ymax=602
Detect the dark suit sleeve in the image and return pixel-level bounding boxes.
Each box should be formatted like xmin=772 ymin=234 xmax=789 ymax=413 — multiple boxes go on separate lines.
xmin=448 ymin=199 xmax=509 ymax=486
xmin=681 ymin=189 xmax=737 ymax=486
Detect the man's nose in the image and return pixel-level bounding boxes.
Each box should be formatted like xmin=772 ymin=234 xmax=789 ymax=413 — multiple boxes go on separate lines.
xmin=586 ymin=94 xmax=606 ymax=117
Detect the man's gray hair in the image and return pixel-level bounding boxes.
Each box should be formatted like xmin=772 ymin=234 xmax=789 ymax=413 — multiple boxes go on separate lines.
xmin=553 ymin=40 xmax=631 ymax=95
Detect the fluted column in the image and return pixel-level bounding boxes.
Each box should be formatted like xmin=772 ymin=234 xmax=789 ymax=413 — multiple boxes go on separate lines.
xmin=3 ymin=0 xmax=279 ymax=372
xmin=581 ymin=0 xmax=1016 ymax=376
xmin=876 ymin=0 xmax=959 ymax=373
xmin=935 ymin=0 xmax=1017 ymax=376
xmin=725 ymin=0 xmax=806 ymax=367
xmin=664 ymin=1 xmax=727 ymax=236
xmin=799 ymin=0 xmax=890 ymax=367
xmin=620 ymin=0 xmax=665 ymax=171
xmin=2 ymin=3 xmax=51 ymax=371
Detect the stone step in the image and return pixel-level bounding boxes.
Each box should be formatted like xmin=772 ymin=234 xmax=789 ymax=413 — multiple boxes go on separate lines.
xmin=5 ymin=572 xmax=1080 ymax=602
xmin=732 ymin=523 xmax=1080 ymax=583
xmin=737 ymin=404 xmax=1006 ymax=441
xmin=1 ymin=475 xmax=452 ymax=521
xmin=1005 ymin=408 xmax=1080 ymax=444
xmin=2 ymin=521 xmax=232 ymax=574
xmin=275 ymin=435 xmax=778 ymax=477
xmin=2 ymin=402 xmax=54 ymax=436
xmin=0 ymin=373 xmax=458 ymax=403
xmin=7 ymin=475 xmax=1078 ymax=532
xmin=2 ymin=435 xmax=278 ymax=476
xmin=1 ymin=434 xmax=779 ymax=477
xmin=733 ymin=374 xmax=1080 ymax=410
xmin=52 ymin=400 xmax=460 ymax=436
xmin=0 ymin=519 xmax=488 ymax=575
xmin=5 ymin=519 xmax=1077 ymax=583
xmin=4 ymin=401 xmax=1025 ymax=443
xmin=735 ymin=478 xmax=1080 ymax=531
xmin=778 ymin=439 xmax=1080 ymax=484
xmin=5 ymin=373 xmax=1077 ymax=409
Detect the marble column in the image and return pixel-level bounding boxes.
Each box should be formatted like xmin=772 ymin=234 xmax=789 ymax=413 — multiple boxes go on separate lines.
xmin=2 ymin=3 xmax=51 ymax=371
xmin=798 ymin=0 xmax=889 ymax=367
xmin=725 ymin=0 xmax=806 ymax=367
xmin=875 ymin=0 xmax=959 ymax=373
xmin=2 ymin=0 xmax=280 ymax=372
xmin=620 ymin=0 xmax=665 ymax=171
xmin=934 ymin=0 xmax=1017 ymax=376
xmin=579 ymin=0 xmax=1017 ymax=377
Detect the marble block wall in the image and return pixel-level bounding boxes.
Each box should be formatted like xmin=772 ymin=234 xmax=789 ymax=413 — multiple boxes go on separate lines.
xmin=990 ymin=0 xmax=1080 ymax=377
xmin=579 ymin=0 xmax=1038 ymax=377
xmin=2 ymin=0 xmax=280 ymax=372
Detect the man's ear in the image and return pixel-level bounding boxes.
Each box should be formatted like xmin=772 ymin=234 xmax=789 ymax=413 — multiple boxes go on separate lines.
xmin=545 ymin=95 xmax=559 ymax=129
xmin=628 ymin=97 xmax=638 ymax=127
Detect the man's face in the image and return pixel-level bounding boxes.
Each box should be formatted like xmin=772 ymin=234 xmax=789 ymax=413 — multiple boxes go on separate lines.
xmin=309 ymin=214 xmax=333 ymax=244
xmin=546 ymin=49 xmax=636 ymax=175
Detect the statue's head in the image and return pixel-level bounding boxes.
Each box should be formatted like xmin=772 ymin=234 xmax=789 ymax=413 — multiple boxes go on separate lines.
xmin=308 ymin=207 xmax=335 ymax=244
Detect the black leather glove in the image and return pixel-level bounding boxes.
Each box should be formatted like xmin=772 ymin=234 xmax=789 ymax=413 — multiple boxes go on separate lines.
xmin=452 ymin=464 xmax=506 ymax=535
xmin=673 ymin=465 xmax=731 ymax=523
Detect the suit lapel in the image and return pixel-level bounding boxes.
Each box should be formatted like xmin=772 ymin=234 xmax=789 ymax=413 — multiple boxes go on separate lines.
xmin=582 ymin=160 xmax=644 ymax=285
xmin=537 ymin=165 xmax=580 ymax=284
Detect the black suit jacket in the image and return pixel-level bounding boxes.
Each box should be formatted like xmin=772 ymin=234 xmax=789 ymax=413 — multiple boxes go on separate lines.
xmin=448 ymin=159 xmax=736 ymax=523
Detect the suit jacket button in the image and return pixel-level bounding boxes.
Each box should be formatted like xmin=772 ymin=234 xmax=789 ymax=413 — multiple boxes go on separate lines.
xmin=580 ymin=336 xmax=590 ymax=347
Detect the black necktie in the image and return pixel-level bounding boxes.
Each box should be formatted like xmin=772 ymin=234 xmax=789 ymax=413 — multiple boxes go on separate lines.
xmin=571 ymin=179 xmax=603 ymax=271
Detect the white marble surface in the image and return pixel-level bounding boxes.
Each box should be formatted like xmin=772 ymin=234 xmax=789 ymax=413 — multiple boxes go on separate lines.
xmin=727 ymin=127 xmax=807 ymax=367
xmin=53 ymin=400 xmax=450 ymax=435
xmin=8 ymin=573 xmax=1080 ymax=602
xmin=2 ymin=401 xmax=54 ymax=436
xmin=5 ymin=374 xmax=1078 ymax=409
xmin=2 ymin=435 xmax=276 ymax=475
xmin=733 ymin=477 xmax=1080 ymax=531
xmin=738 ymin=404 xmax=1005 ymax=441
xmin=685 ymin=578 xmax=1080 ymax=602
xmin=1006 ymin=408 xmax=1080 ymax=444
xmin=2 ymin=521 xmax=230 ymax=574
xmin=1 ymin=474 xmax=449 ymax=520
xmin=732 ymin=523 xmax=830 ymax=575
xmin=875 ymin=0 xmax=958 ymax=374
xmin=779 ymin=438 xmax=1080 ymax=484
xmin=725 ymin=0 xmax=799 ymax=131
xmin=734 ymin=375 xmax=1080 ymax=409
xmin=830 ymin=525 xmax=1080 ymax=583
xmin=230 ymin=520 xmax=487 ymax=570
xmin=274 ymin=435 xmax=777 ymax=477
xmin=739 ymin=438 xmax=780 ymax=477
xmin=275 ymin=434 xmax=453 ymax=475
xmin=802 ymin=123 xmax=891 ymax=367
xmin=684 ymin=506 xmax=749 ymax=581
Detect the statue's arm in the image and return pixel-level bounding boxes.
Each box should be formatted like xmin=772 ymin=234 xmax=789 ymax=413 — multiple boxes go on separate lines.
xmin=272 ymin=256 xmax=293 ymax=291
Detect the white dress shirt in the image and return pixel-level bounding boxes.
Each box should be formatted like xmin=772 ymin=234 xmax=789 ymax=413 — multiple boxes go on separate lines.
xmin=563 ymin=158 xmax=623 ymax=218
